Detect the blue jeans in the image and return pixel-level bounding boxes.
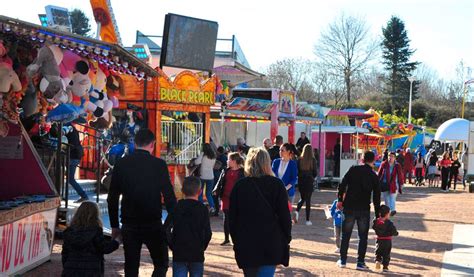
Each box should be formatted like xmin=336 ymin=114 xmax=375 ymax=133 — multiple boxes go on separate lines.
xmin=173 ymin=262 xmax=203 ymax=277
xmin=382 ymin=191 xmax=398 ymax=212
xmin=339 ymin=210 xmax=370 ymax=264
xmin=68 ymin=159 xmax=87 ymax=199
xmin=198 ymin=179 xmax=215 ymax=209
xmin=242 ymin=265 xmax=276 ymax=277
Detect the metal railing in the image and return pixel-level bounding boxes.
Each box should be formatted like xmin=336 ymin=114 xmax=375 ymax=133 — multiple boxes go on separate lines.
xmin=161 ymin=121 xmax=203 ymax=164
xmin=175 ymin=137 xmax=203 ymax=165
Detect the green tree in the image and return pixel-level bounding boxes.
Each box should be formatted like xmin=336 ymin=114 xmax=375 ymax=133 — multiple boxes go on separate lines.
xmin=69 ymin=9 xmax=91 ymax=37
xmin=381 ymin=16 xmax=420 ymax=112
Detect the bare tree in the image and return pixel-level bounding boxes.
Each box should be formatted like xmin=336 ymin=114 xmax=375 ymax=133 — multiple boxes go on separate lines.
xmin=314 ymin=14 xmax=378 ymax=105
xmin=309 ymin=63 xmax=345 ymax=107
xmin=259 ymin=58 xmax=324 ymax=102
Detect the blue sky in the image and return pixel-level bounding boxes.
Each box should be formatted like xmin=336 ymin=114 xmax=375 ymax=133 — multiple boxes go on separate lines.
xmin=4 ymin=0 xmax=473 ymax=80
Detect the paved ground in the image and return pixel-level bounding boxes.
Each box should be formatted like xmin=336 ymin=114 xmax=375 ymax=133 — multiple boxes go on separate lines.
xmin=25 ymin=184 xmax=474 ymax=276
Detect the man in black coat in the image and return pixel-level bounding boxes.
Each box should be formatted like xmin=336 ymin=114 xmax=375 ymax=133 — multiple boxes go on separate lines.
xmin=108 ymin=129 xmax=177 ymax=277
xmin=296 ymin=132 xmax=310 ymax=153
xmin=336 ymin=151 xmax=381 ymax=271
xmin=268 ymin=135 xmax=284 ymax=161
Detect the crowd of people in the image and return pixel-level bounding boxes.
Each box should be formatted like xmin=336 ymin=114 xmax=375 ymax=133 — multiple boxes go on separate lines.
xmin=385 ymin=145 xmax=468 ymax=192
xmin=60 ymin=128 xmax=468 ymax=276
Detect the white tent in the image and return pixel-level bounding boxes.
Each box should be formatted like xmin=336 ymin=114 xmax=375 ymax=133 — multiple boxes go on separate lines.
xmin=434 ymin=118 xmax=469 ymax=142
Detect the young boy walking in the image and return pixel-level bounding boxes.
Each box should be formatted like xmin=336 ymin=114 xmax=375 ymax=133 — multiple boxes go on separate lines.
xmin=330 ymin=199 xmax=344 ymax=253
xmin=372 ymin=205 xmax=399 ymax=272
xmin=169 ymin=177 xmax=212 ymax=277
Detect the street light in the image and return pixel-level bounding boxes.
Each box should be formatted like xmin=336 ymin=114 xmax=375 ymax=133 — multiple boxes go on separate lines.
xmin=408 ymin=76 xmax=415 ymax=124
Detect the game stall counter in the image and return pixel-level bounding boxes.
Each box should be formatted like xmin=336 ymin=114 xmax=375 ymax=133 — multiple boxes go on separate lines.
xmin=0 ymin=122 xmax=60 ymax=276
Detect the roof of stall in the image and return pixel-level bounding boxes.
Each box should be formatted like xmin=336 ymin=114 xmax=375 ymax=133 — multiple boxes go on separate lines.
xmin=328 ymin=110 xmax=374 ymax=119
xmin=0 ymin=15 xmax=158 ymax=78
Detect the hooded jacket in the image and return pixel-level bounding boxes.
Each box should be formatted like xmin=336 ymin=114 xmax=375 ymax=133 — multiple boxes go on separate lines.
xmin=372 ymin=218 xmax=398 ymax=240
xmin=61 ymin=226 xmax=119 ymax=277
xmin=170 ymin=199 xmax=212 ymax=263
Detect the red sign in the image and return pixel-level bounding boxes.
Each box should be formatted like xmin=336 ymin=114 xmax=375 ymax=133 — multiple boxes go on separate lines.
xmin=0 ymin=209 xmax=56 ymax=275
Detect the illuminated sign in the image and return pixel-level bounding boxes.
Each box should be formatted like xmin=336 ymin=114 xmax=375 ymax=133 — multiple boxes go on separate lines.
xmin=159 ymin=88 xmax=215 ymax=105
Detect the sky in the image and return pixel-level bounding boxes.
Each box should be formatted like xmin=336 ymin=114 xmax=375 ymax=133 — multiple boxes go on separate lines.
xmin=4 ymin=0 xmax=474 ymax=80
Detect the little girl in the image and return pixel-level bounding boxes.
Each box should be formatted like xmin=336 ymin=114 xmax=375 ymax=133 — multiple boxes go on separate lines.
xmin=213 ymin=152 xmax=245 ymax=245
xmin=62 ymin=201 xmax=120 ymax=277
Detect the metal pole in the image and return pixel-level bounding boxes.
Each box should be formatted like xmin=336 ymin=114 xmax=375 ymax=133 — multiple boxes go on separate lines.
xmin=96 ymin=137 xmax=101 ymax=203
xmin=65 ymin=145 xmax=70 ymax=209
xmin=408 ymin=79 xmax=413 ymax=124
xmin=55 ymin=122 xmax=63 ymax=194
xmin=462 ymin=83 xmax=467 ymax=118
xmin=317 ymin=123 xmax=322 ymax=189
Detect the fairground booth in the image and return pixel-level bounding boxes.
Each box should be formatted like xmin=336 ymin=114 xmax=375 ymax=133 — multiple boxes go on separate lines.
xmin=0 ymin=12 xmax=161 ymax=274
xmin=211 ymin=88 xmax=326 ymax=148
xmin=311 ymin=110 xmax=371 ymax=185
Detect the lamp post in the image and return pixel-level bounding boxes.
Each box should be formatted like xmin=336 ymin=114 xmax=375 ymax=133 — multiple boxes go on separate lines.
xmin=408 ymin=76 xmax=415 ymax=124
xmin=462 ymin=79 xmax=474 ymax=118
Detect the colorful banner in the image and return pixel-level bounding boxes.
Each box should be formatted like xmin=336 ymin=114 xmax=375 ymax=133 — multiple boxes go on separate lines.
xmin=226 ymin=97 xmax=275 ymax=113
xmin=279 ymin=91 xmax=295 ymax=115
xmin=0 ymin=208 xmax=56 ymax=275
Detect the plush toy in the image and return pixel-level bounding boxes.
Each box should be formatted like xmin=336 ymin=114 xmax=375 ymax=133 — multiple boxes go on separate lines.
xmin=26 ymin=44 xmax=65 ymax=100
xmin=0 ymin=41 xmax=13 ymax=66
xmin=106 ymin=74 xmax=124 ymax=108
xmin=0 ymin=62 xmax=22 ymax=121
xmin=86 ymin=63 xmax=113 ymax=118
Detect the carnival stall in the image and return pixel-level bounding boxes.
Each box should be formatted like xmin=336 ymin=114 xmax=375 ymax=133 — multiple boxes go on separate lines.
xmin=0 ymin=13 xmax=158 ymax=261
xmin=311 ymin=110 xmax=371 ymax=184
xmin=212 ymin=88 xmax=304 ymax=147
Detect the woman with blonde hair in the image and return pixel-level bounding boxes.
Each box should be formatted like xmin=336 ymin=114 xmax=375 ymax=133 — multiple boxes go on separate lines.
xmin=62 ymin=201 xmax=120 ymax=276
xmin=295 ymin=144 xmax=318 ymax=225
xmin=229 ymin=147 xmax=292 ymax=276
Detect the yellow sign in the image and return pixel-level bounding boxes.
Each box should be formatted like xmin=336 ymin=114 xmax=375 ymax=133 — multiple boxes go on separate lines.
xmin=159 ymin=88 xmax=215 ymax=105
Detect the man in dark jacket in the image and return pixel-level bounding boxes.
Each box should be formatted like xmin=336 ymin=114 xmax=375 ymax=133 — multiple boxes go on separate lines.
xmin=108 ymin=129 xmax=177 ymax=277
xmin=336 ymin=151 xmax=381 ymax=270
xmin=268 ymin=135 xmax=283 ymax=161
xmin=296 ymin=132 xmax=310 ymax=152
xmin=170 ymin=176 xmax=212 ymax=276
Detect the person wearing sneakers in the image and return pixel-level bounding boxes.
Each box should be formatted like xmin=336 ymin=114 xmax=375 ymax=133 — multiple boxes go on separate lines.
xmin=336 ymin=151 xmax=381 ymax=271
xmin=295 ymin=144 xmax=317 ymax=225
xmin=65 ymin=124 xmax=89 ymax=203
xmin=373 ymin=205 xmax=398 ymax=272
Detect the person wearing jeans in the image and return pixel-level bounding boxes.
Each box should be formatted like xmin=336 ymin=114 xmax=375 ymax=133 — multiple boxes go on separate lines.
xmin=198 ymin=179 xmax=215 ymax=210
xmin=242 ymin=266 xmax=276 ymax=277
xmin=195 ymin=143 xmax=217 ymax=213
xmin=378 ymin=152 xmax=404 ymax=216
xmin=68 ymin=159 xmax=88 ymax=200
xmin=172 ymin=262 xmax=204 ymax=277
xmin=337 ymin=151 xmax=381 ymax=270
xmin=65 ymin=125 xmax=88 ymax=203
xmin=339 ymin=210 xmax=370 ymax=265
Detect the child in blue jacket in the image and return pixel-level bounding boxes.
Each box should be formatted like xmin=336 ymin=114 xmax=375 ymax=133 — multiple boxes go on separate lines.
xmin=330 ymin=199 xmax=344 ymax=253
